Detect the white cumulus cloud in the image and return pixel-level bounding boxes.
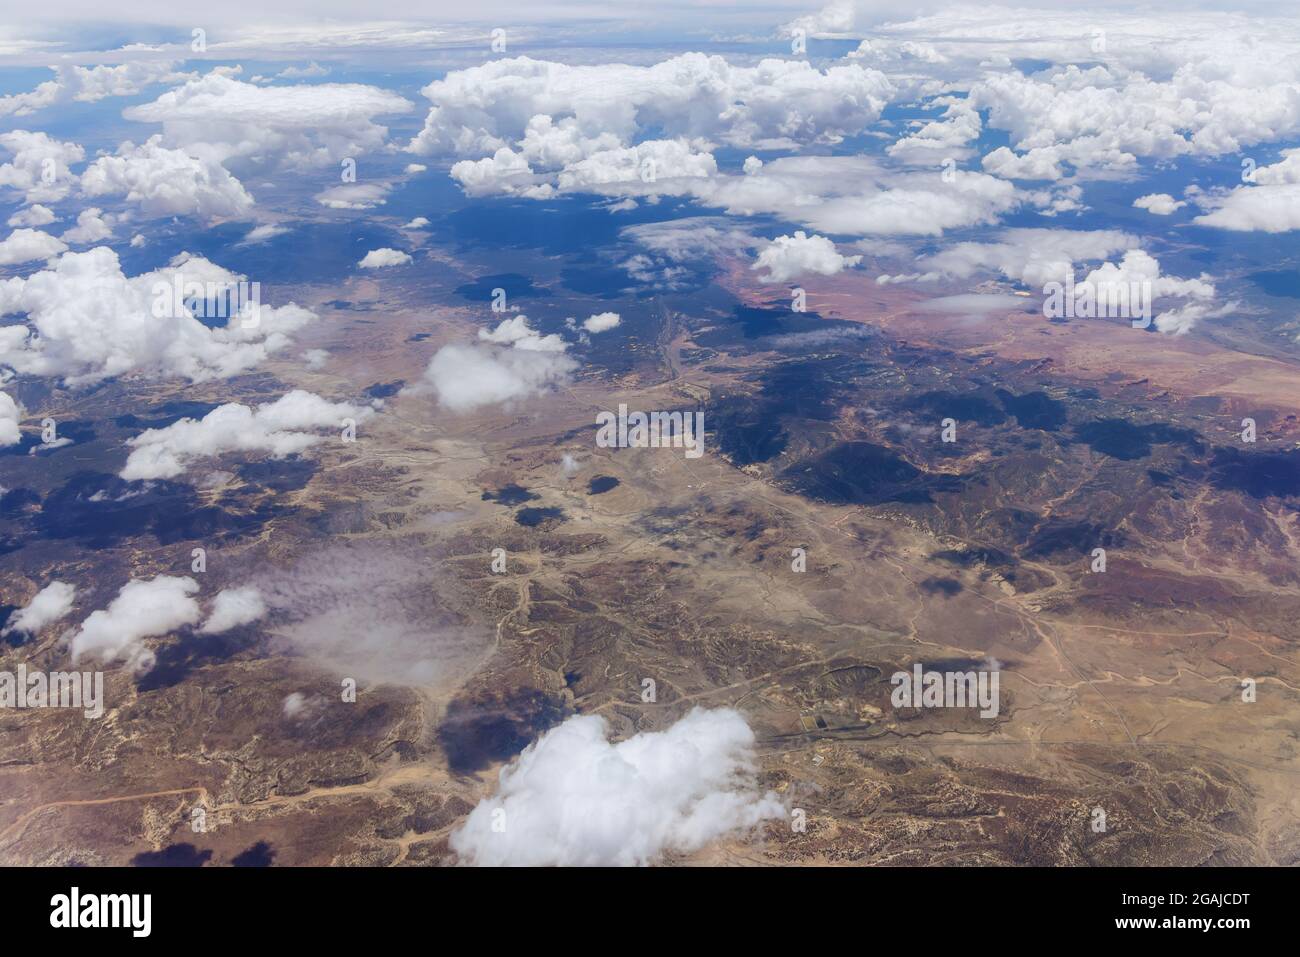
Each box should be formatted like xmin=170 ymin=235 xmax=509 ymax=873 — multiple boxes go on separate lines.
xmin=1133 ymin=193 xmax=1186 ymax=216
xmin=70 ymin=576 xmax=202 ymax=673
xmin=121 ymin=390 xmax=374 ymax=481
xmin=408 ymin=54 xmax=892 ymax=158
xmin=752 ymin=230 xmax=862 ymax=283
xmin=450 ymin=148 xmax=551 ymax=199
xmin=581 ymin=312 xmax=621 ymax=333
xmin=0 ymin=390 xmax=21 ymax=445
xmin=7 ymin=204 xmax=55 ymax=227
xmin=1194 ymin=176 xmax=1300 ymax=233
xmin=59 ymin=207 xmax=115 ymax=245
xmin=0 ymin=228 xmax=66 ymax=265
xmin=0 ymin=248 xmax=316 ymax=385
xmin=450 ymin=707 xmax=783 ymax=866
xmin=2 ymin=581 xmax=75 ymax=637
xmin=477 ymin=315 xmax=567 ymax=352
xmin=413 ymin=338 xmax=577 ymax=408
xmin=0 ymin=130 xmax=83 ymax=203
xmin=80 ymin=136 xmax=255 ymax=219
xmin=358 ymin=247 xmax=412 ymax=268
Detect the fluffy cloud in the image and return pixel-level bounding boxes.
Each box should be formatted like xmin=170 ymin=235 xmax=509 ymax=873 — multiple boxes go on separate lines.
xmin=124 ymin=73 xmax=413 ymax=170
xmin=752 ymin=231 xmax=862 ymax=283
xmin=7 ymin=204 xmax=55 ymax=227
xmin=1150 ymin=300 xmax=1238 ymax=335
xmin=199 ymin=586 xmax=267 ymax=634
xmin=59 ymin=208 xmax=115 ymax=245
xmin=408 ymin=49 xmax=1106 ymax=239
xmin=477 ymin=315 xmax=567 ymax=352
xmin=358 ymin=247 xmax=412 ymax=268
xmin=450 ymin=707 xmax=783 ymax=866
xmin=781 ymin=0 xmax=856 ymax=39
xmin=0 ymin=61 xmax=190 ymax=117
xmin=971 ymin=61 xmax=1300 ymax=179
xmin=1251 ymin=148 xmax=1300 ymax=186
xmin=415 ymin=54 xmax=894 ymax=206
xmin=556 ymin=139 xmax=717 ymax=193
xmin=121 ymin=390 xmax=374 ymax=480
xmin=413 ymin=350 xmax=573 ymax=411
xmin=1 ymin=581 xmax=76 ymax=637
xmin=0 ymin=228 xmax=66 ymax=265
xmin=1078 ymin=248 xmax=1216 ymax=305
xmin=581 ymin=312 xmax=621 ymax=333
xmin=1133 ymin=193 xmax=1186 ymax=215
xmin=80 ymin=136 xmax=255 ymax=219
xmin=790 ymin=8 xmax=1300 ymax=181
xmin=519 ymin=114 xmax=621 ymax=169
xmin=70 ymin=576 xmax=202 ymax=672
xmin=408 ymin=54 xmax=892 ymax=158
xmin=887 ymin=98 xmax=981 ymax=165
xmin=450 ymin=148 xmax=552 ymax=199
xmin=0 ymin=130 xmax=83 ymax=203
xmin=904 ymin=13 xmax=1300 ymax=180
xmin=1193 ymin=153 xmax=1300 ymax=232
xmin=0 ymin=248 xmax=316 ymax=385
xmin=845 ymin=36 xmax=957 ymax=72
xmin=0 ymin=390 xmax=20 ymax=445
